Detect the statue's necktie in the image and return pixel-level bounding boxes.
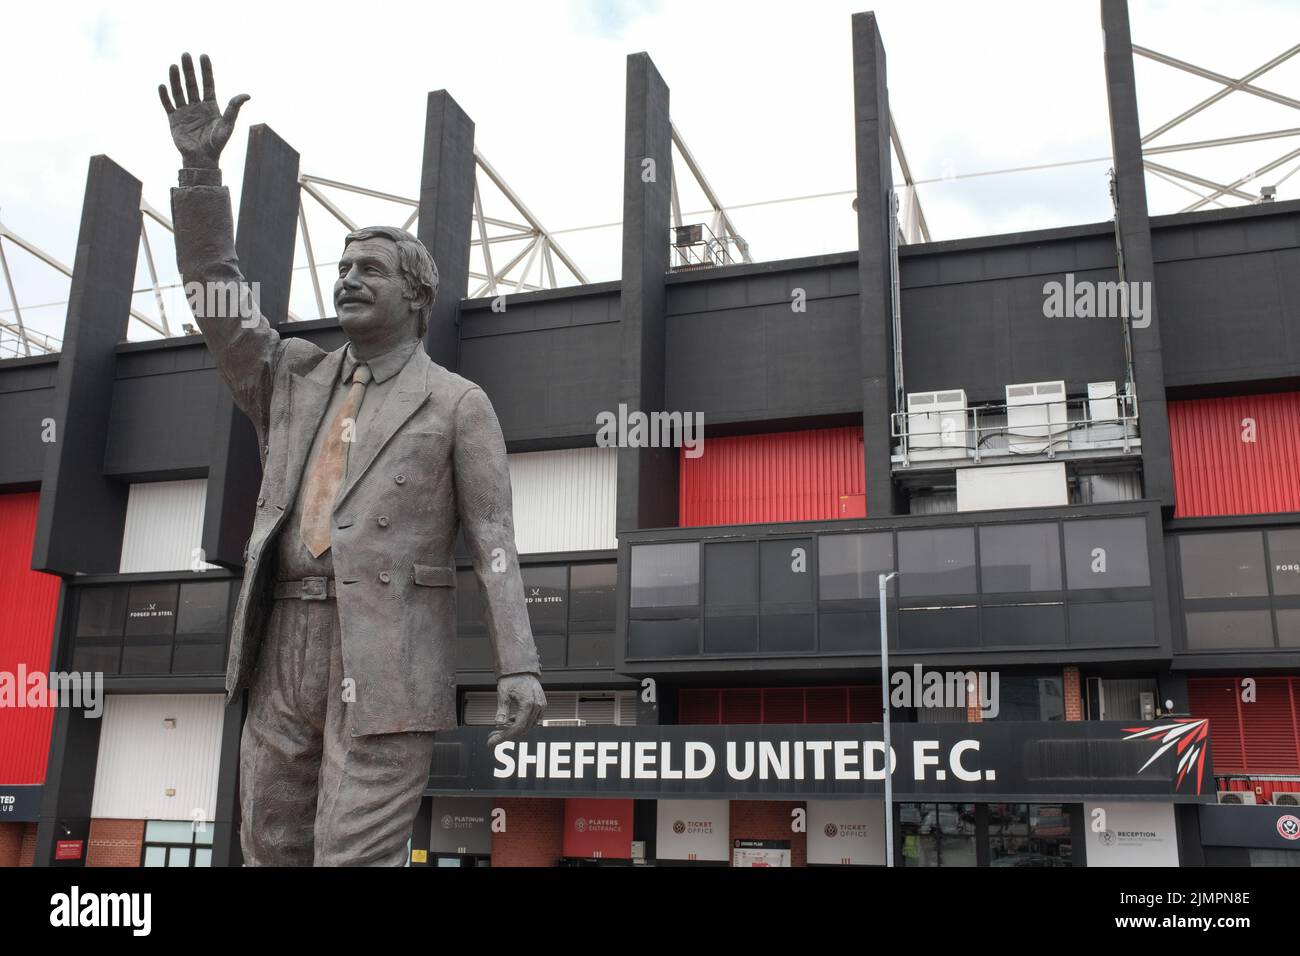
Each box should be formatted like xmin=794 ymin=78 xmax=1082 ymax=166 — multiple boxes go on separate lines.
xmin=300 ymin=363 xmax=371 ymax=558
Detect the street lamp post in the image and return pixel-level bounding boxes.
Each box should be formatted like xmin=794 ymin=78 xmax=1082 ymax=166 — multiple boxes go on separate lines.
xmin=879 ymin=571 xmax=898 ymax=867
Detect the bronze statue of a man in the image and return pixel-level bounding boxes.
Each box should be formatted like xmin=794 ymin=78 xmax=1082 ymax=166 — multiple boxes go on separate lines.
xmin=158 ymin=53 xmax=545 ymax=866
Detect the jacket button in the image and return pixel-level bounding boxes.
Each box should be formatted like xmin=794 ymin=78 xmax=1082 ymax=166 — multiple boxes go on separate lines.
xmin=379 ymin=571 xmax=391 ymax=584
xmin=257 ymin=496 xmax=265 ymax=507
xmin=394 ymin=474 xmax=407 ymax=485
xmin=377 ymin=515 xmax=390 ymax=528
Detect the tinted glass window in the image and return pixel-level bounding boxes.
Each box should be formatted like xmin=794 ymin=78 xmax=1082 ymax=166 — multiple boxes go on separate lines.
xmin=1278 ymin=609 xmax=1300 ymax=647
xmin=521 ymin=566 xmax=567 ymax=633
xmin=706 ymin=542 xmax=756 ymax=606
xmin=1179 ymin=533 xmax=1268 ymax=598
xmin=979 ymin=523 xmax=1062 ymax=592
xmin=73 ymin=586 xmax=126 ymax=674
xmin=176 ymin=581 xmax=229 ymax=637
xmin=818 ymin=533 xmax=894 ymax=600
xmin=124 ymin=583 xmax=179 ymax=636
xmin=900 ymin=803 xmax=977 ymax=867
xmin=76 ymin=587 xmax=126 ymax=637
xmin=1268 ymin=529 xmax=1300 ymax=596
xmin=760 ymin=539 xmax=813 ymax=604
xmin=570 ymin=563 xmax=616 ymax=623
xmin=898 ymin=528 xmax=976 ymax=596
xmin=122 ymin=583 xmax=178 ymax=673
xmin=991 ymin=676 xmax=1064 ymax=721
xmin=1184 ymin=610 xmax=1274 ymax=650
xmin=1063 ymin=518 xmax=1150 ymax=589
xmin=630 ymin=543 xmax=699 ymax=608
xmin=456 ymin=570 xmax=483 ymax=627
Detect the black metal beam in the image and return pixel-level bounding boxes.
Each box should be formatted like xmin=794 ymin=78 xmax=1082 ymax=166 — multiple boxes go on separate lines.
xmin=1101 ymin=0 xmax=1176 ymax=513
xmin=852 ymin=12 xmax=901 ymax=516
xmin=418 ymin=91 xmax=476 ymax=371
xmin=31 ymin=156 xmax=141 ymax=574
xmin=617 ymin=52 xmax=677 ymax=534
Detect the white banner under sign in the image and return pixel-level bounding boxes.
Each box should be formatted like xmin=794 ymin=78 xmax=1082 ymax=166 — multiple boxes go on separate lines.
xmin=656 ymin=799 xmax=729 ymax=862
xmin=807 ymin=799 xmax=886 ymax=866
xmin=1084 ymin=802 xmax=1179 ymax=867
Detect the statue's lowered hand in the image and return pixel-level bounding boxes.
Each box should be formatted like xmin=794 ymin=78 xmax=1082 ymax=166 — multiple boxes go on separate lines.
xmin=158 ymin=53 xmax=248 ymax=169
xmin=487 ymin=674 xmax=547 ymax=747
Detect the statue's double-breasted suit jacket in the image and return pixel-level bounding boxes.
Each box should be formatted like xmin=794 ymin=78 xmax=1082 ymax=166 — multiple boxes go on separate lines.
xmin=172 ymin=183 xmax=540 ymax=736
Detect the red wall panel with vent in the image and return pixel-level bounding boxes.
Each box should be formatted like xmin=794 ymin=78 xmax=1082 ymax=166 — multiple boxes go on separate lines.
xmin=1169 ymin=392 xmax=1300 ymax=517
xmin=1188 ymin=677 xmax=1300 ymax=775
xmin=679 ymin=426 xmax=866 ymax=527
xmin=0 ymin=493 xmax=62 ymax=785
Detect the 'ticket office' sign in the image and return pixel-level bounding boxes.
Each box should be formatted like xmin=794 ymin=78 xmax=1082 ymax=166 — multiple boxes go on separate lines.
xmin=428 ymin=721 xmax=1213 ymax=802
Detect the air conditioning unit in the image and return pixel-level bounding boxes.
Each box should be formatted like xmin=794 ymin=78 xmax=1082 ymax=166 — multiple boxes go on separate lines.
xmin=1217 ymin=791 xmax=1258 ymax=805
xmin=1087 ymin=381 xmax=1119 ymax=424
xmin=1138 ymin=691 xmax=1156 ymax=722
xmin=906 ymin=389 xmax=969 ymax=460
xmin=1272 ymin=792 xmax=1300 ymax=806
xmin=673 ymin=224 xmax=703 ymax=246
xmin=1006 ymin=380 xmax=1067 ymax=454
xmin=540 ymin=718 xmax=587 ymax=727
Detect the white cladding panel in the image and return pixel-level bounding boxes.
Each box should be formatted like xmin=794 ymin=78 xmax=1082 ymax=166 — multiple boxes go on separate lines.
xmin=120 ymin=479 xmax=218 ymax=573
xmin=507 ymin=448 xmax=617 ymax=554
xmin=956 ymin=462 xmax=1068 ymax=512
xmin=91 ymin=694 xmax=225 ymax=822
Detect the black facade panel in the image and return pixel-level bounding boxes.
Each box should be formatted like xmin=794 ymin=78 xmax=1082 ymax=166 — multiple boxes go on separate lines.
xmin=1158 ymin=246 xmax=1300 ymax=388
xmin=104 ymin=364 xmax=219 ymax=477
xmin=0 ymin=357 xmax=58 ymax=487
xmin=899 ymin=267 xmax=1129 ymax=402
xmin=458 ymin=298 xmax=621 ymax=445
xmin=665 ymin=278 xmax=860 ymax=424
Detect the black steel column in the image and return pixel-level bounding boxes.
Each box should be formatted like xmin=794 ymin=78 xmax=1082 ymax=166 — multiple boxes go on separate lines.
xmin=1101 ymin=0 xmax=1175 ymax=512
xmin=31 ymin=156 xmax=142 ymax=574
xmin=617 ymin=52 xmax=677 ymax=534
xmin=417 ymin=91 xmax=477 ymax=371
xmin=852 ymin=12 xmax=900 ymax=517
xmin=202 ymin=124 xmax=300 ymax=570
xmin=34 ymin=592 xmax=101 ymax=866
xmin=210 ymin=692 xmax=246 ymax=867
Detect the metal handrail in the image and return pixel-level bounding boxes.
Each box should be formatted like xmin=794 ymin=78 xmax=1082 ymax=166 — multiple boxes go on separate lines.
xmin=892 ymin=390 xmax=1141 ymax=465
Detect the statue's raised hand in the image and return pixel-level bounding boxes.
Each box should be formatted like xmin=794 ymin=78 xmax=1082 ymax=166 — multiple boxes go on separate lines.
xmin=158 ymin=53 xmax=249 ymax=169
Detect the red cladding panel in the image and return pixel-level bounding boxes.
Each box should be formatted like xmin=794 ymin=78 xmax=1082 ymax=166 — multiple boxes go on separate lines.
xmin=1169 ymin=392 xmax=1300 ymax=517
xmin=0 ymin=493 xmax=62 ymax=785
xmin=680 ymin=426 xmax=866 ymax=527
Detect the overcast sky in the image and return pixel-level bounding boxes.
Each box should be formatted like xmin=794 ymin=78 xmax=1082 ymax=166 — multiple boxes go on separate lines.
xmin=3 ymin=0 xmax=1299 ymax=346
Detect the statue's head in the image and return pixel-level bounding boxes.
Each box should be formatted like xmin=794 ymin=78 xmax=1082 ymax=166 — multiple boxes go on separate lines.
xmin=335 ymin=226 xmax=439 ymax=344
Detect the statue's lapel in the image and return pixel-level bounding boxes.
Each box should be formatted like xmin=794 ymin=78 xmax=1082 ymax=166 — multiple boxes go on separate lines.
xmin=334 ymin=348 xmax=433 ymax=510
xmin=285 ymin=347 xmax=346 ymax=507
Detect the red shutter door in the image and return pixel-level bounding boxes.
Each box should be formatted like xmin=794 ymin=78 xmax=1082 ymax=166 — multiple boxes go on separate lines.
xmin=1189 ymin=676 xmax=1300 ymax=775
xmin=761 ymin=688 xmax=805 ymax=724
xmin=678 ymin=688 xmax=722 ymax=725
xmin=722 ymin=689 xmax=763 ymax=724
xmin=1238 ymin=678 xmax=1300 ymax=774
xmin=1189 ymin=677 xmax=1246 ymax=773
